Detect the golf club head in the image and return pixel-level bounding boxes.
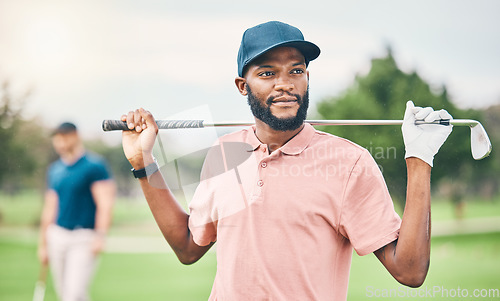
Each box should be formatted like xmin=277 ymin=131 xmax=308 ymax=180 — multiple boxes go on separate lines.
xmin=470 ymin=122 xmax=492 ymax=160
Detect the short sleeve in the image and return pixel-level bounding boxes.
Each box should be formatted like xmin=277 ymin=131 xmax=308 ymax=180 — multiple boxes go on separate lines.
xmin=339 ymin=150 xmax=401 ymax=256
xmin=90 ymin=157 xmax=112 ymax=183
xmin=188 ymin=139 xmax=253 ymax=247
xmin=188 ymin=146 xmax=220 ymax=247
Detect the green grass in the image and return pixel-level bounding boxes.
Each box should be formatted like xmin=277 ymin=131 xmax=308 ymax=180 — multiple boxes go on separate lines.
xmin=0 ymin=235 xmax=215 ymax=301
xmin=348 ymin=232 xmax=500 ymax=300
xmin=0 ymin=190 xmax=44 ymax=227
xmin=1 ymin=233 xmax=499 ymax=301
xmin=0 ymin=238 xmax=53 ymax=301
xmin=92 ymin=252 xmax=216 ymax=301
xmin=1 ymin=192 xmax=499 ymax=300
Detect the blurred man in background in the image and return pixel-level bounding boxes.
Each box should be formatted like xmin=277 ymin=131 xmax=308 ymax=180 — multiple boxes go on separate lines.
xmin=38 ymin=122 xmax=116 ymax=301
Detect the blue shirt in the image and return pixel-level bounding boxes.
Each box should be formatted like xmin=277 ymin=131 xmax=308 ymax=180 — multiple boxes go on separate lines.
xmin=47 ymin=153 xmax=111 ymax=230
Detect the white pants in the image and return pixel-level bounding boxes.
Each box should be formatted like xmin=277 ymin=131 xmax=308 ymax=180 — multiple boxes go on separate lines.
xmin=47 ymin=224 xmax=98 ymax=301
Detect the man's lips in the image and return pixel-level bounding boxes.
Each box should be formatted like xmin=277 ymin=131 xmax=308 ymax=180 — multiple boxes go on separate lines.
xmin=270 ymin=96 xmax=298 ymax=105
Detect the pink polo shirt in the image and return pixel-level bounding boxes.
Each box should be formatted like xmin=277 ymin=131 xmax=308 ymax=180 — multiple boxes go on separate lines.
xmin=188 ymin=123 xmax=401 ymax=301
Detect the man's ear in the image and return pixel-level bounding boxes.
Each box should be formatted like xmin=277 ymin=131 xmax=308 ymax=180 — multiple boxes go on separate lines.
xmin=235 ymin=77 xmax=248 ymax=96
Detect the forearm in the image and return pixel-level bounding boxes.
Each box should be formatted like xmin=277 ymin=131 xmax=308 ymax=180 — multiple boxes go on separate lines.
xmin=94 ymin=203 xmax=114 ymax=236
xmin=396 ymin=158 xmax=431 ymax=277
xmin=136 ymin=162 xmax=211 ymax=264
xmin=38 ymin=219 xmax=51 ymax=247
xmin=38 ymin=191 xmax=58 ymax=264
xmin=122 ymin=109 xmax=211 ymax=263
xmin=380 ymin=157 xmax=431 ymax=287
xmin=39 ymin=191 xmax=57 ymax=247
xmin=92 ymin=180 xmax=116 ymax=236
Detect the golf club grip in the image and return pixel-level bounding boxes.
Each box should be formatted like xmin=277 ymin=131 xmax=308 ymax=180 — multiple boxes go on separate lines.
xmin=415 ymin=119 xmax=450 ymax=126
xmin=102 ymin=119 xmax=205 ymax=131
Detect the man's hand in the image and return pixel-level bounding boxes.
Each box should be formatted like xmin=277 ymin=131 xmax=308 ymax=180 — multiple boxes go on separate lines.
xmin=121 ymin=108 xmax=158 ymax=169
xmin=120 ymin=109 xmax=212 ymax=265
xmin=402 ymin=100 xmax=453 ymax=167
xmin=91 ymin=235 xmax=105 ymax=256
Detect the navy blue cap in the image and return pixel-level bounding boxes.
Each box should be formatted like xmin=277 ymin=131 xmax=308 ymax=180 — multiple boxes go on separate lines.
xmin=237 ymin=21 xmax=320 ymax=77
xmin=52 ymin=122 xmax=77 ymax=135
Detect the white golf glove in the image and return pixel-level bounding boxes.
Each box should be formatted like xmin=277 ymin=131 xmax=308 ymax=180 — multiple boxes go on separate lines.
xmin=402 ymin=100 xmax=453 ymax=167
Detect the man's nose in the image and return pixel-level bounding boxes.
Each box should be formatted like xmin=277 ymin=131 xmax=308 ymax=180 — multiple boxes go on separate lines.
xmin=274 ymin=75 xmax=294 ymax=92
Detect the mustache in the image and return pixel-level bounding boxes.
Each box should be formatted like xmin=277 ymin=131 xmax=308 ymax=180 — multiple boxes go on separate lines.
xmin=266 ymin=93 xmax=302 ymax=105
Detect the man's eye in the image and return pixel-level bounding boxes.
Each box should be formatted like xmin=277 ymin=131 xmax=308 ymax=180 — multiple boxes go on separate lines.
xmin=259 ymin=71 xmax=274 ymax=77
xmin=291 ymin=69 xmax=304 ymax=74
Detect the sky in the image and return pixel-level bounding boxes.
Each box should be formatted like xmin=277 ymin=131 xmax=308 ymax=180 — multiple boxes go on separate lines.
xmin=0 ymin=0 xmax=499 ymax=143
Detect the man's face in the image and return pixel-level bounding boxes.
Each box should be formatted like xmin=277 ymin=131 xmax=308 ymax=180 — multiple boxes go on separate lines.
xmin=239 ymin=47 xmax=310 ymax=131
xmin=52 ymin=132 xmax=79 ymax=156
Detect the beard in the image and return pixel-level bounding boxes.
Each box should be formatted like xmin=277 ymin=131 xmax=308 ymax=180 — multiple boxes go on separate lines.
xmin=246 ymin=85 xmax=309 ymax=131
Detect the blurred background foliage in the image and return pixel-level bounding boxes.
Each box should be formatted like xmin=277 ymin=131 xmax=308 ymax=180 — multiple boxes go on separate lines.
xmin=316 ymin=47 xmax=498 ymax=209
xmin=0 ymin=81 xmax=52 ymax=194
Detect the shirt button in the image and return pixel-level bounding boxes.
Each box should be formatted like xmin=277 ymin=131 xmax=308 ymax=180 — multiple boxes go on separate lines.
xmin=261 ymin=162 xmax=267 ymax=168
xmin=262 ymin=146 xmax=267 ymax=153
xmin=257 ymin=180 xmax=264 ymax=187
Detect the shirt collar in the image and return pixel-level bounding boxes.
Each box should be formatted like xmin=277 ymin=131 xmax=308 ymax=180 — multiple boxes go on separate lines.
xmin=246 ymin=123 xmax=315 ymax=155
xmin=246 ymin=126 xmax=264 ymax=151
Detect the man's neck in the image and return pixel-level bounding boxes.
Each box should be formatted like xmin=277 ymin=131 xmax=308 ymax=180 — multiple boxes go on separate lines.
xmin=254 ymin=119 xmax=305 ymax=153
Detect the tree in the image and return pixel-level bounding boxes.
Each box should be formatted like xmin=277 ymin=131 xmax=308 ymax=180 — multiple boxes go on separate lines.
xmin=0 ymin=80 xmax=51 ymax=193
xmin=315 ymin=47 xmax=488 ymax=208
xmin=480 ymin=104 xmax=500 ymax=198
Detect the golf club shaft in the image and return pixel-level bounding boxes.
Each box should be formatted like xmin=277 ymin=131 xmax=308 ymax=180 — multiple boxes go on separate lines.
xmin=102 ymin=119 xmax=479 ymax=131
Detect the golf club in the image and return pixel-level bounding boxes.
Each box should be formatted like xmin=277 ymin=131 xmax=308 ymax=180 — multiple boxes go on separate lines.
xmin=32 ymin=264 xmax=48 ymax=301
xmin=102 ymin=119 xmax=492 ymax=160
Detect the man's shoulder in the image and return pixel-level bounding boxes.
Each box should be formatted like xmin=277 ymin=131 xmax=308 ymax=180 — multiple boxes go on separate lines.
xmin=217 ymin=127 xmax=253 ymax=141
xmin=312 ymin=128 xmax=367 ymax=153
xmin=81 ymin=152 xmax=108 ymax=167
xmin=47 ymin=159 xmax=64 ymax=173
